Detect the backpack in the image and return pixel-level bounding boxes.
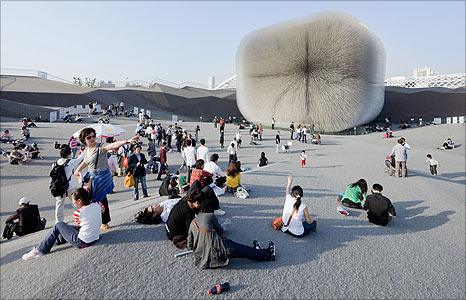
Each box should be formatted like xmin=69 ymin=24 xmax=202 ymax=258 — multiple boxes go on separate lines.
xmin=49 ymin=159 xmax=71 ymax=197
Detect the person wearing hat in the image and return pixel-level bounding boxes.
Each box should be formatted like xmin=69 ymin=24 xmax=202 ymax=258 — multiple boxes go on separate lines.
xmin=2 ymin=197 xmax=46 ymax=240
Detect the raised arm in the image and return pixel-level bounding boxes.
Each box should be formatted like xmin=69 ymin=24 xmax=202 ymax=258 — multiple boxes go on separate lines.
xmin=286 ymin=175 xmax=293 ymax=195
xmin=103 ymin=135 xmax=139 ymax=152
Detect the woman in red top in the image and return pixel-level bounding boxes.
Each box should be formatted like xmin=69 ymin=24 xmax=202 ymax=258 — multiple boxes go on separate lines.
xmin=189 ymin=159 xmax=212 ymax=187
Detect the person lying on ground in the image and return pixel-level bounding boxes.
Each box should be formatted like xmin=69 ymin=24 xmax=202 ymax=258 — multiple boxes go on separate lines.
xmin=258 ymin=152 xmax=268 ymax=167
xmin=3 ymin=197 xmax=46 ymax=240
xmin=338 ymin=179 xmax=368 ymax=209
xmin=226 ymin=163 xmax=241 ymax=193
xmin=135 ymin=197 xmax=183 ymax=225
xmin=363 ymin=184 xmax=396 ymax=226
xmin=165 ymin=187 xmax=203 ymax=248
xmin=281 ymin=176 xmax=316 ymax=238
xmin=440 ymin=138 xmax=455 ymax=150
xmin=187 ymin=195 xmax=275 ymax=269
xmin=22 ymin=188 xmax=101 ymax=260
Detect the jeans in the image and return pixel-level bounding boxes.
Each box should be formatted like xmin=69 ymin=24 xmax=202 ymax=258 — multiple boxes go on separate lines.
xmin=342 ymin=198 xmax=363 ymax=209
xmin=228 ymin=154 xmax=237 ymax=165
xmin=285 ymin=221 xmax=317 ymax=238
xmin=37 ymin=222 xmax=90 ymax=254
xmin=223 ymin=239 xmax=271 ymax=261
xmin=71 ymin=148 xmax=78 ymax=158
xmin=134 ymin=176 xmax=148 ymax=199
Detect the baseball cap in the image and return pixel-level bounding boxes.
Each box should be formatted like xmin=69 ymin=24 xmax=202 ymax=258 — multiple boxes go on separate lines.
xmin=19 ymin=197 xmax=30 ymax=206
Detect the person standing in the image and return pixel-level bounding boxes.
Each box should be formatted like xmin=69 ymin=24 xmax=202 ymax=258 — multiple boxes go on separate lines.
xmin=272 ymin=117 xmax=275 ymax=130
xmin=182 ymin=140 xmax=197 ymax=184
xmin=129 ymin=145 xmax=149 ymax=200
xmin=147 ymin=139 xmax=157 ymax=173
xmin=52 ymin=146 xmax=84 ymax=223
xmin=302 ymin=126 xmax=307 ymax=143
xmin=275 ymin=131 xmax=281 ymax=153
xmin=389 ymin=139 xmax=408 ymax=178
xmin=227 ymin=142 xmax=238 ymax=165
xmin=68 ymin=136 xmax=79 ymax=158
xmin=289 ymin=122 xmax=295 ymax=139
xmin=196 ymin=138 xmax=209 ymax=163
xmin=213 ymin=116 xmax=218 ymax=128
xmin=258 ymin=124 xmax=264 ymax=141
xmin=426 ymin=154 xmax=439 ymax=175
xmin=219 ymin=125 xmax=225 ymax=149
xmin=74 ymin=128 xmax=138 ymax=230
xmin=166 ymin=125 xmax=173 ymax=149
xmin=300 ymin=150 xmax=307 ymax=168
xmin=195 ymin=125 xmax=200 ymax=142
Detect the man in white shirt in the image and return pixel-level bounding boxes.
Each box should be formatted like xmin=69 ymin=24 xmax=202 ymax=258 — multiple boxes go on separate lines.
xmin=389 ymin=139 xmax=408 ymax=178
xmin=196 ymin=138 xmax=209 ymax=163
xmin=227 ymin=142 xmax=238 ymax=164
xmin=182 ymin=139 xmax=197 ymax=184
xmin=52 ymin=145 xmax=83 ymax=223
xmin=203 ymin=153 xmax=227 ymax=187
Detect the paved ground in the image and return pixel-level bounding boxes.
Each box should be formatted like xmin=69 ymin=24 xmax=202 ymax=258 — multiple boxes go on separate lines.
xmin=0 ymin=119 xmax=464 ymax=299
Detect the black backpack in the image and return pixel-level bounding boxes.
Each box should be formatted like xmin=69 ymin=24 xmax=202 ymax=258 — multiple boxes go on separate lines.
xmin=49 ymin=159 xmax=71 ymax=197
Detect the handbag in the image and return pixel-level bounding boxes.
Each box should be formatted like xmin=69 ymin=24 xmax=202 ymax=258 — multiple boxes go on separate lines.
xmin=124 ymin=173 xmax=135 ymax=188
xmin=234 ymin=186 xmax=249 ymax=199
xmin=271 ymin=208 xmax=296 ymax=230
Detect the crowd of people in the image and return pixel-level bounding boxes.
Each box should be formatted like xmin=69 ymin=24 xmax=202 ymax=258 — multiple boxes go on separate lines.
xmin=0 ymin=115 xmax=458 ymax=271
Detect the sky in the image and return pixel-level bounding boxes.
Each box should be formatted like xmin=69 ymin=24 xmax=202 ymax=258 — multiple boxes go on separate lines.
xmin=1 ymin=1 xmax=465 ymax=86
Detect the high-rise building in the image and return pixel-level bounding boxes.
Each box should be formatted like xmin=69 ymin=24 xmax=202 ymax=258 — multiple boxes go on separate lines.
xmin=412 ymin=67 xmax=434 ymax=77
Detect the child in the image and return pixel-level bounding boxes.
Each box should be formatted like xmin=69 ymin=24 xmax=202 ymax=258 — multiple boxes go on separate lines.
xmin=22 ymin=188 xmax=102 ymax=260
xmin=426 ymin=154 xmax=439 ymax=175
xmin=258 ymin=152 xmax=268 ymax=167
xmin=300 ymin=150 xmax=307 ymax=168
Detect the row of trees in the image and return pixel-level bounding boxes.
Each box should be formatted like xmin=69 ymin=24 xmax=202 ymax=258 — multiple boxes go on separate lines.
xmin=73 ymin=77 xmax=97 ymax=88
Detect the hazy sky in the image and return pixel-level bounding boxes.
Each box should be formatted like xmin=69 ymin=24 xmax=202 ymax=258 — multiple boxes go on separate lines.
xmin=1 ymin=1 xmax=465 ymax=86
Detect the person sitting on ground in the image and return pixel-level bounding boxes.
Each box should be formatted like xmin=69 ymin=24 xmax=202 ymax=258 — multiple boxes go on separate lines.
xmin=226 ymin=163 xmax=241 ymax=193
xmin=311 ymin=133 xmax=321 ymax=144
xmin=0 ymin=129 xmax=14 ymax=143
xmin=21 ymin=126 xmax=30 ymax=140
xmin=165 ymin=188 xmax=203 ymax=248
xmin=187 ymin=193 xmax=275 ymax=269
xmin=190 ymin=179 xmax=222 ymax=215
xmin=24 ymin=142 xmax=40 ymax=159
xmin=159 ymin=175 xmax=181 ymax=198
xmin=258 ymin=152 xmax=268 ymax=167
xmin=384 ymin=128 xmax=393 ymax=138
xmin=22 ymin=188 xmax=101 ymax=260
xmin=189 ymin=159 xmax=212 ymax=187
xmin=280 ymin=176 xmax=316 ymax=238
xmin=3 ymin=197 xmax=46 ymax=240
xmin=363 ymin=184 xmax=396 ymax=226
xmin=338 ymin=179 xmax=368 ymax=209
xmin=63 ymin=112 xmax=72 ymax=123
xmin=74 ymin=114 xmax=83 ymax=123
xmin=441 ymin=138 xmax=455 ymax=150
xmin=203 ymin=154 xmax=226 ymax=187
xmin=9 ymin=148 xmax=29 ymax=165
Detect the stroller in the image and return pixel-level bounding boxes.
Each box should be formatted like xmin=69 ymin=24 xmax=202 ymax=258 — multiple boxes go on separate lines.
xmin=384 ymin=155 xmax=395 ymax=176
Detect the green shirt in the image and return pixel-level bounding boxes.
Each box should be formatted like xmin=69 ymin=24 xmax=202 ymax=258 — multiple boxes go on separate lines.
xmin=342 ymin=185 xmax=366 ymax=204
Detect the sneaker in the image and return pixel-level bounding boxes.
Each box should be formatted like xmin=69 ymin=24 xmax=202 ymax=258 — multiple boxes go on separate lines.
xmin=100 ymin=224 xmax=110 ymax=231
xmin=253 ymin=240 xmax=263 ymax=250
xmin=268 ymin=242 xmax=276 ymax=261
xmin=22 ymin=247 xmax=43 ymax=260
xmin=133 ymin=197 xmax=139 ymax=201
xmin=337 ymin=205 xmax=350 ymax=216
xmin=143 ymin=194 xmax=150 ymax=198
xmin=214 ymin=209 xmax=226 ymax=216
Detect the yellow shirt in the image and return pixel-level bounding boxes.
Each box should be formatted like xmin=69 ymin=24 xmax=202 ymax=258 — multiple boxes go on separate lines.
xmin=226 ymin=173 xmax=241 ymax=188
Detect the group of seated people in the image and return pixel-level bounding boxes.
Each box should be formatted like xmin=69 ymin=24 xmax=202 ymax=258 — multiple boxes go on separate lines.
xmin=439 ymin=138 xmax=455 ymax=150
xmin=63 ymin=113 xmax=83 ymax=123
xmin=336 ymin=179 xmax=396 ymax=226
xmin=7 ymin=142 xmax=41 ymax=165
xmin=310 ymin=133 xmax=321 ymax=144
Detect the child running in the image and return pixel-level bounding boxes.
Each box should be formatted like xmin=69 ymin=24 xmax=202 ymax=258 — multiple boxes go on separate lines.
xmin=425 ymin=154 xmax=439 ymax=175
xmin=300 ymin=150 xmax=307 ymax=168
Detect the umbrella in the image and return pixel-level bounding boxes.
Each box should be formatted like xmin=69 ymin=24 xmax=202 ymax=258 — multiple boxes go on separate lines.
xmin=73 ymin=123 xmax=126 ymax=139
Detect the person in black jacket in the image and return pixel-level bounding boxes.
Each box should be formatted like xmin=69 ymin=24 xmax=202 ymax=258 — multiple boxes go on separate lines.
xmin=165 ymin=187 xmax=203 ymax=248
xmin=159 ymin=175 xmax=181 ymax=199
xmin=128 ymin=144 xmax=149 ymax=200
xmin=363 ymin=184 xmax=396 ymax=226
xmin=3 ymin=197 xmax=46 ymax=240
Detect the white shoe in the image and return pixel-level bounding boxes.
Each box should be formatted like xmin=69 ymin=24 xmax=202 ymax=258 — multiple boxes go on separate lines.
xmin=22 ymin=247 xmax=43 ymax=260
xmin=214 ymin=209 xmax=226 ymax=216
